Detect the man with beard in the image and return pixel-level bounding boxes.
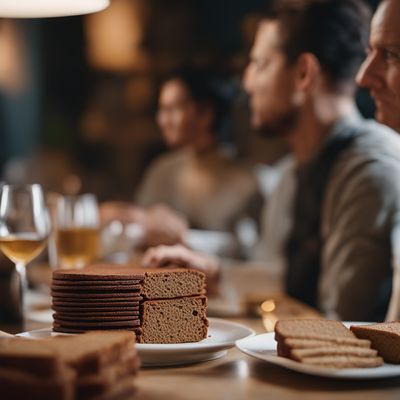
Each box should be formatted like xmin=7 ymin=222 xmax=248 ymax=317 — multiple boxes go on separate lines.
xmin=143 ymin=0 xmax=400 ymax=321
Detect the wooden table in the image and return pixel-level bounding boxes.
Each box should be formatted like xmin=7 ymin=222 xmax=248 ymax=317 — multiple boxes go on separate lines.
xmin=3 ymin=317 xmax=400 ymax=400
xmin=2 ymin=261 xmax=400 ymax=400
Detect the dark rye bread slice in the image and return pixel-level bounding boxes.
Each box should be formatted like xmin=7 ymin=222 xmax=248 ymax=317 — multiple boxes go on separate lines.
xmin=140 ymin=295 xmax=208 ymax=344
xmin=278 ymin=337 xmax=372 ymax=357
xmin=54 ymin=313 xmax=140 ymax=322
xmin=52 ymin=291 xmax=140 ymax=299
xmin=0 ymin=338 xmax=66 ymax=378
xmin=275 ymin=319 xmax=369 ymax=346
xmin=76 ymin=349 xmax=139 ymax=397
xmin=351 ymin=322 xmax=400 ymax=363
xmin=53 ymin=279 xmax=141 ymax=286
xmin=0 ymin=367 xmax=75 ymax=400
xmin=52 ymin=299 xmax=141 ymax=306
xmin=52 ymin=284 xmax=141 ymax=292
xmin=52 ymin=306 xmax=139 ymax=314
xmin=284 ymin=337 xmax=371 ymax=349
xmin=52 ymin=265 xmax=145 ymax=281
xmin=298 ymin=355 xmax=383 ymax=369
xmin=290 ymin=346 xmax=378 ymax=360
xmin=53 ymin=324 xmax=142 ymax=336
xmin=53 ymin=319 xmax=140 ymax=328
xmin=138 ymin=267 xmax=205 ymax=299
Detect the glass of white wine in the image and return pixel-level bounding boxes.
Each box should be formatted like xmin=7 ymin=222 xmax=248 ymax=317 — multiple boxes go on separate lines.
xmin=55 ymin=194 xmax=99 ymax=269
xmin=0 ymin=184 xmax=51 ymax=317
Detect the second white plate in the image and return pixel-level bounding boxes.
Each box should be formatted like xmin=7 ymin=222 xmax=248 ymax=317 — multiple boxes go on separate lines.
xmin=236 ymin=323 xmax=400 ymax=380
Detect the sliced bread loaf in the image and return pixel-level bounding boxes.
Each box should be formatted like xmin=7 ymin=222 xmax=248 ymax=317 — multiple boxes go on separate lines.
xmin=275 ymin=319 xmax=364 ymax=345
xmin=140 ymin=296 xmax=208 ymax=343
xmin=297 ymin=355 xmax=383 ymax=369
xmin=275 ymin=319 xmax=383 ymax=369
xmin=290 ymin=346 xmax=378 ymax=359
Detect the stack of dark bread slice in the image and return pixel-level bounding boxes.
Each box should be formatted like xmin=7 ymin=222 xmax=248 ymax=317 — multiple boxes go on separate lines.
xmin=275 ymin=319 xmax=383 ymax=368
xmin=0 ymin=331 xmax=139 ymax=400
xmin=52 ymin=267 xmax=143 ymax=336
xmin=51 ymin=265 xmax=209 ymax=344
xmin=351 ymin=322 xmax=400 ymax=364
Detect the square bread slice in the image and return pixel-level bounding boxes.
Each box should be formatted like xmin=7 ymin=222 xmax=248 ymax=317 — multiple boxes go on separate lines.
xmin=278 ymin=337 xmax=372 ymax=357
xmin=43 ymin=331 xmax=136 ymax=374
xmin=76 ymin=350 xmax=139 ymax=398
xmin=351 ymin=322 xmax=400 ymax=364
xmin=0 ymin=338 xmax=65 ymax=378
xmin=138 ymin=268 xmax=206 ymax=299
xmin=275 ymin=319 xmax=368 ymax=346
xmin=297 ymin=355 xmax=383 ymax=369
xmin=284 ymin=337 xmax=371 ymax=349
xmin=290 ymin=346 xmax=378 ymax=359
xmin=139 ymin=296 xmax=208 ymax=343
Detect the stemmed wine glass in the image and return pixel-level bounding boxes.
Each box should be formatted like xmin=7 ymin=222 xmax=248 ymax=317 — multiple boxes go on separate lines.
xmin=0 ymin=184 xmax=51 ymax=317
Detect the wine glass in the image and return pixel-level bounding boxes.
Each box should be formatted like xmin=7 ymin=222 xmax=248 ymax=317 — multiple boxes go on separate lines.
xmin=55 ymin=194 xmax=99 ymax=269
xmin=0 ymin=184 xmax=51 ymax=317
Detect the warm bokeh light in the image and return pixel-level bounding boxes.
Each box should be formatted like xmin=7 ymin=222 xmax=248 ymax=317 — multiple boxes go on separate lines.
xmin=85 ymin=0 xmax=150 ymax=72
xmin=0 ymin=20 xmax=26 ymax=93
xmin=261 ymin=299 xmax=276 ymax=313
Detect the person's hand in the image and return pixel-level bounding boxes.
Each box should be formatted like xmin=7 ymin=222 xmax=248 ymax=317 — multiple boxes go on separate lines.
xmin=142 ymin=244 xmax=220 ymax=295
xmin=141 ymin=204 xmax=188 ymax=246
xmin=100 ymin=202 xmax=187 ymax=247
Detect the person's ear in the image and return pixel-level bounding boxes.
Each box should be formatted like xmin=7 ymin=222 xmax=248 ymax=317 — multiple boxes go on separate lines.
xmin=294 ymin=52 xmax=321 ymax=92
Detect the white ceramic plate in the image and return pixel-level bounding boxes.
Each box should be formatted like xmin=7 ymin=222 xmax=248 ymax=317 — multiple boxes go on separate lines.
xmin=27 ymin=309 xmax=53 ymax=324
xmin=185 ymin=229 xmax=238 ymax=257
xmin=17 ymin=318 xmax=255 ymax=367
xmin=236 ymin=322 xmax=400 ymax=380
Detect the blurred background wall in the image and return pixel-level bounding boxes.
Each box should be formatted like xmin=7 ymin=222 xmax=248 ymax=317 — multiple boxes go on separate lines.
xmin=0 ymin=0 xmax=379 ymax=201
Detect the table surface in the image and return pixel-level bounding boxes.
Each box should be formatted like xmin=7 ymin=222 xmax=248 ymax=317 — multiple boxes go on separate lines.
xmin=3 ymin=316 xmax=400 ymax=400
xmin=2 ymin=262 xmax=400 ymax=400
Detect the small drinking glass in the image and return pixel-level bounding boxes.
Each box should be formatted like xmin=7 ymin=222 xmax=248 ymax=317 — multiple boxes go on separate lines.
xmin=0 ymin=184 xmax=51 ymax=317
xmin=56 ymin=194 xmax=99 ymax=269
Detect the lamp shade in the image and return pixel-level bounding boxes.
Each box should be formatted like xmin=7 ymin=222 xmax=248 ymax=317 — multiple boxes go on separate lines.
xmin=0 ymin=0 xmax=110 ymax=18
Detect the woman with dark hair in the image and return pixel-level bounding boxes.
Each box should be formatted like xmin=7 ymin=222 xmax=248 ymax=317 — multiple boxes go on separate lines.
xmin=135 ymin=66 xmax=262 ymax=233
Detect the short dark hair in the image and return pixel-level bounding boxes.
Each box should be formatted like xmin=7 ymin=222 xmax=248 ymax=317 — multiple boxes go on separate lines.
xmin=162 ymin=66 xmax=227 ymax=131
xmin=264 ymin=0 xmax=371 ymax=86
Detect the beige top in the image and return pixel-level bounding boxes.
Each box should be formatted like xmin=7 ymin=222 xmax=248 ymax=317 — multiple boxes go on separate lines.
xmin=136 ymin=148 xmax=262 ymax=232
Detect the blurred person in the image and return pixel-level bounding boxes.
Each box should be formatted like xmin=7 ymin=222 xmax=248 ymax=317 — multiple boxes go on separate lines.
xmin=356 ymin=0 xmax=400 ymax=133
xmin=135 ymin=66 xmax=262 ymax=233
xmin=143 ymin=0 xmax=400 ymax=322
xmin=101 ymin=67 xmax=262 ymax=251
